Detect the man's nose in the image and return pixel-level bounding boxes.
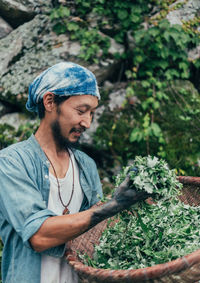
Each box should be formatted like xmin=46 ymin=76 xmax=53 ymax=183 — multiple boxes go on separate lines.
xmin=80 ymin=114 xmax=92 ymax=129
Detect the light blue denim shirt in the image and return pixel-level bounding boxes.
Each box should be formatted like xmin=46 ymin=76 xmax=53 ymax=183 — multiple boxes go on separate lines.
xmin=0 ymin=134 xmax=103 ymax=283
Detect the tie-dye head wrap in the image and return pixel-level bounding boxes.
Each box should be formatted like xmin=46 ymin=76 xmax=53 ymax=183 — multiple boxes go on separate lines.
xmin=26 ymin=62 xmax=100 ymax=113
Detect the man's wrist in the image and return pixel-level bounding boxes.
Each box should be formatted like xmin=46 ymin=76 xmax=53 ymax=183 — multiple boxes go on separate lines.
xmin=88 ymin=199 xmax=122 ymax=229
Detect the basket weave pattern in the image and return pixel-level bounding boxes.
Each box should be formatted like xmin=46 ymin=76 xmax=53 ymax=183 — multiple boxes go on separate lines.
xmin=66 ymin=176 xmax=200 ymax=283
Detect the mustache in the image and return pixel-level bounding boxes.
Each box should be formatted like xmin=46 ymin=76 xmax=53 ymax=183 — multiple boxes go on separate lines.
xmin=70 ymin=127 xmax=86 ymax=134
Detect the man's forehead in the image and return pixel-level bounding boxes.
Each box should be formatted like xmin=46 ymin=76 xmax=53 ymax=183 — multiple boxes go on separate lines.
xmin=67 ymin=95 xmax=99 ymax=108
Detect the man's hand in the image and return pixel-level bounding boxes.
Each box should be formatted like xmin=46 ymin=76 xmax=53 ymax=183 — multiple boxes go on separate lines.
xmin=88 ymin=174 xmax=150 ymax=229
xmin=113 ymin=175 xmax=149 ymax=210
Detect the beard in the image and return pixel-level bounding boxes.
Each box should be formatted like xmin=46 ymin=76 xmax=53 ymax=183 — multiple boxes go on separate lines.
xmin=51 ymin=119 xmax=80 ymax=151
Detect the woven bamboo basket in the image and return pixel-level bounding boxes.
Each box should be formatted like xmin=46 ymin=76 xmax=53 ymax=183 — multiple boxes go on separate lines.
xmin=65 ymin=176 xmax=200 ymax=283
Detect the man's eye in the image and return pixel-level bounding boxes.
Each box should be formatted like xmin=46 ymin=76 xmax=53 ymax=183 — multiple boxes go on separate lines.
xmin=77 ymin=109 xmax=84 ymax=114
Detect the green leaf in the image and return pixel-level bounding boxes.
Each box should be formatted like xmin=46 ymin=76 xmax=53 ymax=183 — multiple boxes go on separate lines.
xmin=60 ymin=7 xmax=70 ymax=18
xmin=149 ymin=28 xmax=160 ymax=37
xmin=117 ymin=10 xmax=128 ymax=20
xmin=135 ymin=55 xmax=143 ymax=63
xmin=52 ymin=23 xmax=67 ymax=34
xmin=67 ymin=22 xmax=79 ymax=31
xmin=158 ymin=60 xmax=168 ymax=69
xmin=151 ymin=123 xmax=162 ymax=137
xmin=141 ymin=81 xmax=151 ymax=88
xmin=159 ymin=19 xmax=170 ymax=29
xmin=130 ymin=128 xmax=143 ymax=142
xmin=137 ymin=213 xmax=148 ymax=233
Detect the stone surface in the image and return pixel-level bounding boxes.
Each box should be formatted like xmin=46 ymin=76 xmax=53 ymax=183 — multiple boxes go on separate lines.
xmin=0 ymin=112 xmax=35 ymax=129
xmin=108 ymin=88 xmax=127 ymax=111
xmin=0 ymin=102 xmax=12 ymax=116
xmin=188 ymin=45 xmax=200 ymax=61
xmin=108 ymin=37 xmax=124 ymax=55
xmin=80 ymin=105 xmax=105 ymax=145
xmin=167 ymin=0 xmax=200 ymax=24
xmin=0 ymin=17 xmax=13 ymax=38
xmin=0 ymin=0 xmax=52 ymax=27
xmin=0 ymin=14 xmax=124 ymax=109
xmin=80 ymin=83 xmax=128 ymax=145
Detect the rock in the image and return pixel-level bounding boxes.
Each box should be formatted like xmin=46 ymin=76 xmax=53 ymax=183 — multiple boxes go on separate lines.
xmin=80 ymin=105 xmax=105 ymax=145
xmin=58 ymin=0 xmax=67 ymax=4
xmin=0 ymin=14 xmax=124 ymax=109
xmin=86 ymin=12 xmax=101 ymax=28
xmin=0 ymin=112 xmax=35 ymax=129
xmin=0 ymin=17 xmax=13 ymax=38
xmin=0 ymin=35 xmax=23 ymax=77
xmin=0 ymin=0 xmax=52 ymax=27
xmin=0 ymin=102 xmax=12 ymax=116
xmin=108 ymin=37 xmax=124 ymax=55
xmin=0 ymin=103 xmax=5 ymax=117
xmin=166 ymin=0 xmax=200 ymax=24
xmin=103 ymin=80 xmax=114 ymax=92
xmin=108 ymin=88 xmax=127 ymax=111
xmin=151 ymin=0 xmax=200 ymax=25
xmin=188 ymin=45 xmax=200 ymax=61
xmin=80 ymin=82 xmax=128 ymax=145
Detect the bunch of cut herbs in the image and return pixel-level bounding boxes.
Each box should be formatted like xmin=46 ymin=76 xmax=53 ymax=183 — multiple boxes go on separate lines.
xmin=83 ymin=156 xmax=200 ymax=270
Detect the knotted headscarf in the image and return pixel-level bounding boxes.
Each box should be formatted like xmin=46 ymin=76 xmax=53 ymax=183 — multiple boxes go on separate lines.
xmin=26 ymin=62 xmax=100 ymax=113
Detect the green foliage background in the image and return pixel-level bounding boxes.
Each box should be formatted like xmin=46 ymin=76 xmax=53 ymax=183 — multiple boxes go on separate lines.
xmin=49 ymin=0 xmax=200 ymax=178
xmin=1 ymin=0 xmax=200 ymax=178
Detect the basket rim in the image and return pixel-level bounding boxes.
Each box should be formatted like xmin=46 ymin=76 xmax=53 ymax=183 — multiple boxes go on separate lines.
xmin=178 ymin=176 xmax=200 ymax=186
xmin=66 ymin=248 xmax=200 ymax=281
xmin=66 ymin=175 xmax=200 ymax=281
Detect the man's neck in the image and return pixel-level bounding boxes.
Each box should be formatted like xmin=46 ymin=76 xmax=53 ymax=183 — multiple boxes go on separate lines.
xmin=35 ymin=122 xmax=65 ymax=155
xmin=35 ymin=125 xmax=70 ymax=178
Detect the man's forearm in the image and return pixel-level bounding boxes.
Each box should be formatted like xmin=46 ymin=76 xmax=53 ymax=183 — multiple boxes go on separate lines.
xmin=88 ymin=199 xmax=121 ymax=229
xmin=30 ymin=208 xmax=96 ymax=252
xmin=29 ymin=180 xmax=149 ymax=253
xmin=30 ymin=200 xmax=121 ymax=253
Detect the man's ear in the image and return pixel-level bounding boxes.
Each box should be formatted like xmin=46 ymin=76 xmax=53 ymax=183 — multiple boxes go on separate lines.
xmin=43 ymin=92 xmax=55 ymax=112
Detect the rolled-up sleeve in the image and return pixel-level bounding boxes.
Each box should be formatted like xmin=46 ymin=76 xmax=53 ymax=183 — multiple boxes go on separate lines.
xmin=0 ymin=155 xmax=65 ymax=256
xmin=91 ymin=161 xmax=103 ymax=206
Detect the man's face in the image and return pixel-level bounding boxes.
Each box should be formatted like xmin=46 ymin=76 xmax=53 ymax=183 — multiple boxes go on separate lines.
xmin=50 ymin=95 xmax=98 ymax=149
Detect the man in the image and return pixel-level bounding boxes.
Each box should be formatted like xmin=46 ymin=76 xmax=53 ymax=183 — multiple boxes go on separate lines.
xmin=0 ymin=62 xmax=148 ymax=283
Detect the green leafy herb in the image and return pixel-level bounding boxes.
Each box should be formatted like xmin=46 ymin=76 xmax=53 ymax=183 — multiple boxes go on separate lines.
xmin=115 ymin=155 xmax=182 ymax=200
xmin=83 ymin=156 xmax=200 ymax=270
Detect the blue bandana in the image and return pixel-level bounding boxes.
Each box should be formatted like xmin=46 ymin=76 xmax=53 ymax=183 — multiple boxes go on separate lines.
xmin=26 ymin=62 xmax=100 ymax=113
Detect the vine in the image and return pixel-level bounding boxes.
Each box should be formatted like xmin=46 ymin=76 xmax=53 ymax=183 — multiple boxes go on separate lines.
xmin=50 ymin=5 xmax=110 ymax=63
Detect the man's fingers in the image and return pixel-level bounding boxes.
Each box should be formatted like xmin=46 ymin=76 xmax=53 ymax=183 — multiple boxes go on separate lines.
xmin=136 ymin=191 xmax=150 ymax=201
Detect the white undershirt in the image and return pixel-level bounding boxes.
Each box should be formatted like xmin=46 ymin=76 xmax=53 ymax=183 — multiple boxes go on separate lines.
xmin=41 ymin=150 xmax=84 ymax=283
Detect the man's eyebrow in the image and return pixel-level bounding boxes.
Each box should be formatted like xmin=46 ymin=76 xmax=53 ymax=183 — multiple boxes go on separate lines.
xmin=76 ymin=104 xmax=98 ymax=110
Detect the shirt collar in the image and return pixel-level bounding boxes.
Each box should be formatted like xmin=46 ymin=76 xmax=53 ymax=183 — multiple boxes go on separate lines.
xmin=28 ymin=134 xmax=49 ymax=164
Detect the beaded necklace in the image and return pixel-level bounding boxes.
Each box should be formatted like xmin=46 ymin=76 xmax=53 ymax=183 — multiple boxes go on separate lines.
xmin=45 ymin=150 xmax=75 ymax=215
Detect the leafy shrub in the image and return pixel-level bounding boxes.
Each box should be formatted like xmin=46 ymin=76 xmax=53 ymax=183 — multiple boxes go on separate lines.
xmin=0 ymin=121 xmax=39 ymax=150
